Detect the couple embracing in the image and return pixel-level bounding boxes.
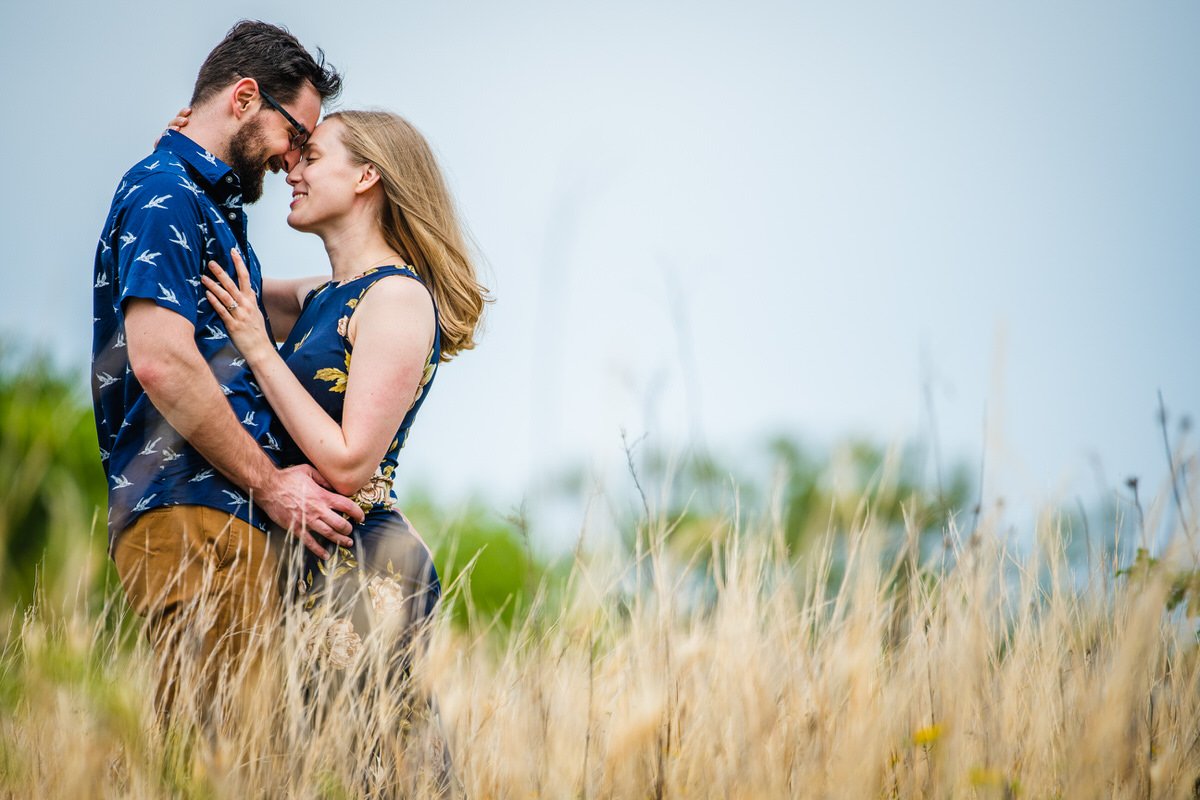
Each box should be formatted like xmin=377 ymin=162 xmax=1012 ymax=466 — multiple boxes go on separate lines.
xmin=91 ymin=17 xmax=486 ymax=743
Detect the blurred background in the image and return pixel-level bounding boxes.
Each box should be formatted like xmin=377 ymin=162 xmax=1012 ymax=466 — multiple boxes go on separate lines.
xmin=1 ymin=1 xmax=1197 ymax=606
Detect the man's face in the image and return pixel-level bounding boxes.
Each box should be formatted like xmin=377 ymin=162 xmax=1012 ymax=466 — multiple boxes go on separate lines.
xmin=228 ymin=84 xmax=322 ymax=203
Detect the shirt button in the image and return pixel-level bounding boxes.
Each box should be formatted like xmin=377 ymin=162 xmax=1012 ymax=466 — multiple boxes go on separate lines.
xmin=225 ymin=176 xmax=233 ymax=183
xmin=227 ymin=212 xmax=236 ymax=220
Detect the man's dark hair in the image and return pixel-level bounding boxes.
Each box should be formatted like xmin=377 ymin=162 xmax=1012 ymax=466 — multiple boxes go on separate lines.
xmin=190 ymin=20 xmax=343 ymax=107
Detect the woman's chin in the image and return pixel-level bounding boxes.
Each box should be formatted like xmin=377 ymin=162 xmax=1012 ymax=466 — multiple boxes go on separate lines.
xmin=286 ymin=213 xmax=313 ymax=233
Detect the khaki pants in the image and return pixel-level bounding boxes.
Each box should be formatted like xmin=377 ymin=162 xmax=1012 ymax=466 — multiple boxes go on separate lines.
xmin=113 ymin=505 xmax=280 ymax=717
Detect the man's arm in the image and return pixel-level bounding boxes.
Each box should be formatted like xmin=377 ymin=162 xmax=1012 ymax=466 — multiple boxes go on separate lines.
xmin=125 ymin=299 xmax=363 ymax=557
xmin=262 ymin=276 xmax=326 ymax=343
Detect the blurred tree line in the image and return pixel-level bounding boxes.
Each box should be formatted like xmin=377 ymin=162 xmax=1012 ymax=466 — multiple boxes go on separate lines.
xmin=0 ymin=350 xmax=979 ymax=628
xmin=627 ymin=436 xmax=975 ymax=565
xmin=0 ymin=349 xmax=547 ymax=622
xmin=0 ymin=347 xmax=109 ymax=604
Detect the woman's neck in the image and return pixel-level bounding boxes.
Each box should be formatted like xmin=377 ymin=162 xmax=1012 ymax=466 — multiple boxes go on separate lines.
xmin=320 ymin=216 xmax=401 ymax=283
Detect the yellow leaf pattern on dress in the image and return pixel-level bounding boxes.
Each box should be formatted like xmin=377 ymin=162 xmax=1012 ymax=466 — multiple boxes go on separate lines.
xmin=314 ymin=350 xmax=351 ymax=393
xmin=410 ymin=346 xmax=437 ymax=407
xmin=292 ymin=327 xmax=312 ymax=352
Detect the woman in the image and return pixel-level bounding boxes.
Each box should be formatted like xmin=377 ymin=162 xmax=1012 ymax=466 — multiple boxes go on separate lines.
xmin=200 ymin=110 xmax=487 ymax=669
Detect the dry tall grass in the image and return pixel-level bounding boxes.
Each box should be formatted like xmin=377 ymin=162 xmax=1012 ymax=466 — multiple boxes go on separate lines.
xmin=2 ymin=491 xmax=1198 ymax=799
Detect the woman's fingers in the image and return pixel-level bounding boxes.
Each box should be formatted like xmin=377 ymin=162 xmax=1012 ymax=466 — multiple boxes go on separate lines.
xmin=201 ymin=276 xmax=235 ymax=313
xmin=204 ymin=289 xmax=224 ymax=317
xmin=203 ymin=286 xmax=233 ymax=317
xmin=232 ymin=248 xmax=253 ymax=292
xmin=208 ymin=258 xmax=241 ymax=296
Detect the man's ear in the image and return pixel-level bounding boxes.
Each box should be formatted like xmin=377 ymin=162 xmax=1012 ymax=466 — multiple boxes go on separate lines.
xmin=230 ymin=78 xmax=260 ymax=119
xmin=355 ymin=163 xmax=382 ymax=195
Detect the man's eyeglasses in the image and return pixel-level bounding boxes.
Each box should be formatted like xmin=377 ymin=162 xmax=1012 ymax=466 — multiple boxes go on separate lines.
xmin=258 ymin=87 xmax=310 ymax=150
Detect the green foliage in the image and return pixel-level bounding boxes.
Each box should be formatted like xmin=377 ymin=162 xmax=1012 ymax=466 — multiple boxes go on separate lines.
xmin=629 ymin=435 xmax=973 ymax=568
xmin=1116 ymin=547 xmax=1200 ymax=616
xmin=0 ymin=347 xmax=109 ymax=604
xmin=399 ymin=492 xmax=542 ymax=630
xmin=769 ymin=436 xmax=973 ymax=550
xmin=0 ymin=345 xmax=546 ymax=627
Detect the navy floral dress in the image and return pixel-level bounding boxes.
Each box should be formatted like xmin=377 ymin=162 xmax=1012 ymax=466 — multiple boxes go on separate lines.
xmin=275 ymin=265 xmax=441 ymax=663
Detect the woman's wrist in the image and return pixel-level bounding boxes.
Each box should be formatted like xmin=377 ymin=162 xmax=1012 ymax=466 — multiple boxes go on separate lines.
xmin=239 ymin=336 xmax=276 ymax=367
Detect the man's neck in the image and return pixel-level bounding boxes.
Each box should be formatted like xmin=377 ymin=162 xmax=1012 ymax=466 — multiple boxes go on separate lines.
xmin=172 ymin=106 xmax=233 ymax=164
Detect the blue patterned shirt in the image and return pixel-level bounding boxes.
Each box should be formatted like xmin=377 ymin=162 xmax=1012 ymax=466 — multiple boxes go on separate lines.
xmin=91 ymin=131 xmax=279 ymax=541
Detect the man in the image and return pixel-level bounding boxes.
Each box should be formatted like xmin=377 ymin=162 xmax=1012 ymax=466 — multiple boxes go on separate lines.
xmin=91 ymin=20 xmax=363 ymax=711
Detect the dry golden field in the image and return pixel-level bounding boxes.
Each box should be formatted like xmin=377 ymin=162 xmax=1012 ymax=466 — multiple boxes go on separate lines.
xmin=2 ymin=490 xmax=1199 ymax=799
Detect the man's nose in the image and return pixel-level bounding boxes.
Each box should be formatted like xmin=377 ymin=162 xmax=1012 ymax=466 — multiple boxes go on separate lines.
xmin=281 ymin=148 xmax=302 ymax=174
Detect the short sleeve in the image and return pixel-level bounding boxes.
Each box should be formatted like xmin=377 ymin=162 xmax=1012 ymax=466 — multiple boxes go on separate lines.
xmin=115 ymin=172 xmax=205 ymax=325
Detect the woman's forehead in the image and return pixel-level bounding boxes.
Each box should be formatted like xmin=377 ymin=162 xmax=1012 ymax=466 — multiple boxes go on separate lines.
xmin=312 ymin=116 xmax=344 ymax=140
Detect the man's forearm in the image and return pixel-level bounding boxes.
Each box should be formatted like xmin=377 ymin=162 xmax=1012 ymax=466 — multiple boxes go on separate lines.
xmin=126 ymin=302 xmax=277 ymax=496
xmin=143 ymin=349 xmax=277 ymax=495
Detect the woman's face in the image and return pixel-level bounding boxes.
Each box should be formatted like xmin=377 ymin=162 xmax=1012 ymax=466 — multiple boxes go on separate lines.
xmin=285 ymin=118 xmax=366 ymax=233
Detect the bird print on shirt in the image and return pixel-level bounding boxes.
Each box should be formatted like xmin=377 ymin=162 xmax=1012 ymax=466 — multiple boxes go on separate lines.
xmin=167 ymin=225 xmax=191 ymax=251
xmin=156 ymin=284 xmax=179 ymax=305
xmin=95 ymin=138 xmax=281 ymax=536
xmin=178 ymin=177 xmax=203 ymax=196
xmin=189 ymin=468 xmax=215 ymax=483
xmin=141 ymin=194 xmax=172 ymax=210
xmin=131 ymin=494 xmax=158 ymax=513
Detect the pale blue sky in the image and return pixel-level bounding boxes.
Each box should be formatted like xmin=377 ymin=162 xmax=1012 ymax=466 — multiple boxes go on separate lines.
xmin=2 ymin=1 xmax=1197 ymax=537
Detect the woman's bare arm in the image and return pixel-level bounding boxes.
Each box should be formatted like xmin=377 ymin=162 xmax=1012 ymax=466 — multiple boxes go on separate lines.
xmin=263 ymin=276 xmax=327 ymax=343
xmin=204 ymin=251 xmax=435 ymax=496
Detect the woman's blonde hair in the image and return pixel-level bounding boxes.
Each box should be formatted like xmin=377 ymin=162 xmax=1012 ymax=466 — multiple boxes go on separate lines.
xmin=328 ymin=110 xmax=488 ymax=360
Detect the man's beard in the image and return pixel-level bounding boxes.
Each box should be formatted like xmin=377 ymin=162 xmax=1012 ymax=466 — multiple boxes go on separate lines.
xmin=227 ymin=116 xmax=278 ymax=204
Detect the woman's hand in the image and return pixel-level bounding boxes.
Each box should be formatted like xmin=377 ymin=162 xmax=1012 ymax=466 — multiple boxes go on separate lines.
xmin=153 ymin=107 xmax=191 ymax=149
xmin=202 ymin=249 xmax=274 ymax=363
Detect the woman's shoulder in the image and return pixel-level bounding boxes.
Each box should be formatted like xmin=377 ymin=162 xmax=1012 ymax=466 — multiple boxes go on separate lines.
xmin=347 ymin=271 xmax=438 ymax=353
xmin=355 ymin=269 xmax=434 ymax=312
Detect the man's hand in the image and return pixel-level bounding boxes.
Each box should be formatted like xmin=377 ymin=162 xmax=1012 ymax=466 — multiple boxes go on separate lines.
xmin=126 ymin=302 xmax=364 ymax=560
xmin=256 ymin=464 xmax=365 ymax=560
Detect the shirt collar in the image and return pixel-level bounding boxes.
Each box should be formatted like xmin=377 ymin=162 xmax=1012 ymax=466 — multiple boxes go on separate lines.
xmin=155 ymin=130 xmax=238 ymax=190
